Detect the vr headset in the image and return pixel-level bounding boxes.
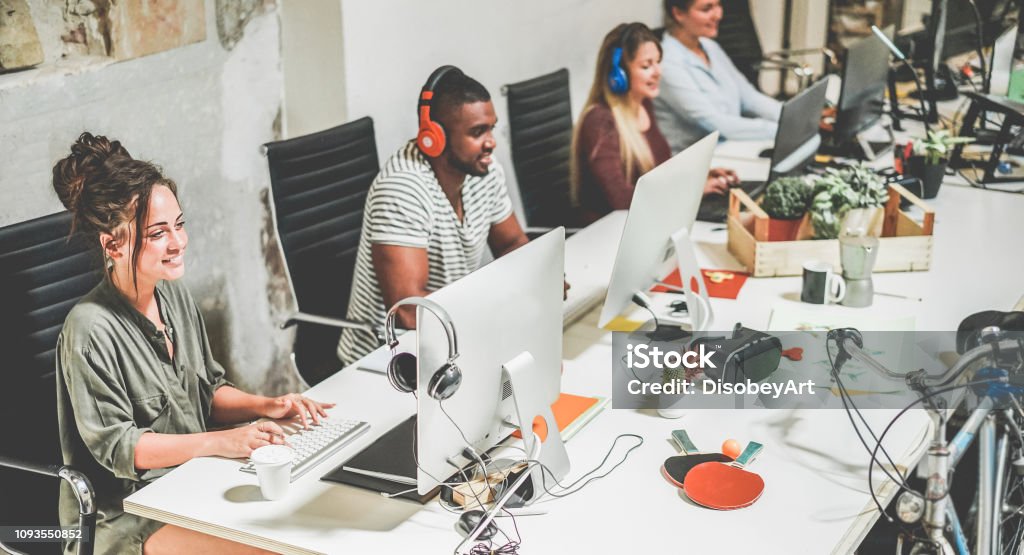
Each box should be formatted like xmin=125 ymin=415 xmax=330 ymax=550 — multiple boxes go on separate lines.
xmin=689 ymin=324 xmax=783 ymax=384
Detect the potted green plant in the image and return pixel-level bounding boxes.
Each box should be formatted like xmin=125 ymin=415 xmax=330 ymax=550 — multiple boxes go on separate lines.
xmin=904 ymin=130 xmax=974 ymax=199
xmin=841 ymin=162 xmax=889 ymax=237
xmin=809 ymin=170 xmax=857 ymax=240
xmin=760 ymin=176 xmax=812 ymax=241
xmin=808 ymin=163 xmax=888 ymax=239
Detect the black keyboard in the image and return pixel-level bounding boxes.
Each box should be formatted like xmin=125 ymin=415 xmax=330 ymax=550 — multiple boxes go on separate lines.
xmin=696 ymin=180 xmax=766 ymax=223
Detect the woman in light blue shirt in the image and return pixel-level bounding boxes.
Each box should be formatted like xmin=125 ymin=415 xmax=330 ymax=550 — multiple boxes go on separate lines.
xmin=653 ymin=0 xmax=782 ymax=152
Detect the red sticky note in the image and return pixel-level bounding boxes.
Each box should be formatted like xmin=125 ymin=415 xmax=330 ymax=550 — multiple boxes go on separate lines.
xmin=651 ymin=269 xmax=749 ymax=300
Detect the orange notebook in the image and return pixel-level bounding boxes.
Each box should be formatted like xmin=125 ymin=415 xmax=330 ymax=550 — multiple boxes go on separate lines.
xmin=511 ymin=393 xmax=606 ymax=441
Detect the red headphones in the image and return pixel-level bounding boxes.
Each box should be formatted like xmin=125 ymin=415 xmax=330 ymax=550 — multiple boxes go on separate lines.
xmin=417 ymin=65 xmax=460 ymax=158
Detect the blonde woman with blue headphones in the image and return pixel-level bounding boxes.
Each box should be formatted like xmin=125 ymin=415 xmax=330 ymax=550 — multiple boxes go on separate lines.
xmin=571 ymin=22 xmax=737 ymax=225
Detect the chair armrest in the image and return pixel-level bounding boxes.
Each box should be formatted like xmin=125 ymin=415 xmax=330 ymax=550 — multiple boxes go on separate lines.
xmin=281 ymin=311 xmax=385 ymax=345
xmin=0 ymin=457 xmax=96 ymax=555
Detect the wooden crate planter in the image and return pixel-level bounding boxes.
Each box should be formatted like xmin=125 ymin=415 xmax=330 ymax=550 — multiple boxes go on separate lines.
xmin=726 ymin=184 xmax=934 ymax=277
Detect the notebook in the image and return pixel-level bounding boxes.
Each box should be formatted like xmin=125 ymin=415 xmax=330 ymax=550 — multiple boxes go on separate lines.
xmin=320 ymin=416 xmax=445 ymax=503
xmin=511 ymin=393 xmax=608 ymax=442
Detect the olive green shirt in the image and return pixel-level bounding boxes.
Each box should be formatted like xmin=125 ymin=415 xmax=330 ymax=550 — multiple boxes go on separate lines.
xmin=56 ymin=277 xmax=229 ymax=555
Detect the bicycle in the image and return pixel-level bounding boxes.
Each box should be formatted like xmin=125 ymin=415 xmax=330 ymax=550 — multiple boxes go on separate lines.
xmin=827 ymin=324 xmax=1024 ymax=555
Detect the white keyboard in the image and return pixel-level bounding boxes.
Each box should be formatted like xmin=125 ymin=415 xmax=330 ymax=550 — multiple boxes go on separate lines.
xmin=563 ymin=284 xmax=606 ymax=328
xmin=240 ymin=418 xmax=370 ymax=481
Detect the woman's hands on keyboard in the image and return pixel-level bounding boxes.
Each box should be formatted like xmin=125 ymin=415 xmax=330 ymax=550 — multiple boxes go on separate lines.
xmin=705 ymin=167 xmax=739 ymax=195
xmin=215 ymin=421 xmax=287 ymax=458
xmin=263 ymin=394 xmax=336 ymax=428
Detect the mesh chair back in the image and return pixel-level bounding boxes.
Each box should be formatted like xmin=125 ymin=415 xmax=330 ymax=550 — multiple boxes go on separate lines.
xmin=0 ymin=211 xmax=100 ymax=544
xmin=505 ymin=68 xmax=577 ymax=228
xmin=717 ymin=0 xmax=764 ymax=85
xmin=264 ymin=117 xmax=379 ymax=383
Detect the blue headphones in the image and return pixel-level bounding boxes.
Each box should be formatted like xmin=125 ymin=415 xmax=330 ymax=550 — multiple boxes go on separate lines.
xmin=607 ymin=24 xmax=638 ymax=95
xmin=608 ymin=47 xmax=629 ymax=95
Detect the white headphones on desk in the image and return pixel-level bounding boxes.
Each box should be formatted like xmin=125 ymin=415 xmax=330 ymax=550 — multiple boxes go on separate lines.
xmin=384 ymin=296 xmax=463 ymax=401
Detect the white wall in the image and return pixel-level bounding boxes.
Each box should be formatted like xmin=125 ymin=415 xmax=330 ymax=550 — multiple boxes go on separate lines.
xmin=280 ymin=0 xmax=347 ymax=137
xmin=336 ymin=0 xmax=664 ymax=217
xmin=903 ymin=0 xmax=932 ymax=33
xmin=750 ymin=0 xmax=830 ymax=96
xmin=274 ymin=0 xmax=829 ymax=213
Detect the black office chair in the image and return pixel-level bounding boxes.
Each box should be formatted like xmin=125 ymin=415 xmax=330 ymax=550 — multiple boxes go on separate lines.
xmin=263 ymin=117 xmax=385 ymax=386
xmin=502 ymin=68 xmax=581 ymax=237
xmin=0 ymin=211 xmax=99 ymax=555
xmin=716 ymin=0 xmax=834 ymax=96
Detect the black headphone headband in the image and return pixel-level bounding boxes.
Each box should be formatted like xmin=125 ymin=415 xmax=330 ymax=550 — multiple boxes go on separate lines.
xmin=423 ymin=65 xmax=461 ymax=95
xmin=384 ymin=296 xmax=459 ymax=362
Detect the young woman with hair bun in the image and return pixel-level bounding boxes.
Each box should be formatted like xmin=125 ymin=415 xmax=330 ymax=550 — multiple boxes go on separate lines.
xmin=53 ymin=132 xmax=329 ymax=555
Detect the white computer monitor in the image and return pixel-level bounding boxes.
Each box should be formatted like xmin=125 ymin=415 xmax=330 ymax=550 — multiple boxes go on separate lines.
xmin=598 ymin=132 xmax=718 ymax=331
xmin=991 ymin=24 xmax=1019 ymax=97
xmin=415 ymin=228 xmax=567 ymax=496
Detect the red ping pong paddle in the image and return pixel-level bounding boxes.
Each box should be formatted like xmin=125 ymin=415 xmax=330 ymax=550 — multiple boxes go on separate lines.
xmin=683 ymin=441 xmax=764 ymax=510
xmin=661 ymin=430 xmax=733 ymax=488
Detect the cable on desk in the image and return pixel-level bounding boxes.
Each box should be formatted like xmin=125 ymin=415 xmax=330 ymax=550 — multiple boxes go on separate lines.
xmin=827 ymin=341 xmax=917 ymax=491
xmin=440 ymin=402 xmax=523 ymax=552
xmin=465 ymin=508 xmax=523 ymax=555
xmin=500 ymin=434 xmax=645 ymax=500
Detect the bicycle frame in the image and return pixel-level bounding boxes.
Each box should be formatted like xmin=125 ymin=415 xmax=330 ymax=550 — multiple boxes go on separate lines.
xmin=833 ymin=332 xmax=1023 ymax=555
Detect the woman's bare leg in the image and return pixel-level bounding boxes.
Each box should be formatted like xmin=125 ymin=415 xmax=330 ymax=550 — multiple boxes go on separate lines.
xmin=143 ymin=524 xmax=279 ymax=555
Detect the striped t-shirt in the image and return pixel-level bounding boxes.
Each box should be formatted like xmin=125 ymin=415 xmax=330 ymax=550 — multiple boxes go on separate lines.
xmin=337 ymin=140 xmax=514 ymax=366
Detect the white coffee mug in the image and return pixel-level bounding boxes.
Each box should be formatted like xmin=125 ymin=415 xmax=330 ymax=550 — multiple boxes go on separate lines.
xmin=251 ymin=445 xmax=294 ymax=500
xmin=801 ymin=261 xmax=846 ymax=305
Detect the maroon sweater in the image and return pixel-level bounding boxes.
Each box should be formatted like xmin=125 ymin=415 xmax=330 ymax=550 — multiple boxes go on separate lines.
xmin=575 ymin=99 xmax=672 ymax=224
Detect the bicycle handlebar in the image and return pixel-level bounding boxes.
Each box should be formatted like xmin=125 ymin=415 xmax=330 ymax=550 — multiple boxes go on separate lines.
xmin=833 ymin=333 xmax=1020 ymax=387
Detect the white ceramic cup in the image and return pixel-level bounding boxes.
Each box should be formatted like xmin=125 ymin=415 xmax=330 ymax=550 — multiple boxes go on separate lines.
xmin=251 ymin=445 xmax=294 ymax=500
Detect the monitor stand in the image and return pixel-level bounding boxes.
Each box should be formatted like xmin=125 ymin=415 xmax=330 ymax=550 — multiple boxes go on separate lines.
xmin=669 ymin=227 xmax=713 ymax=331
xmin=854 ymin=119 xmax=895 ymax=161
xmin=656 ymin=227 xmax=714 ymax=419
xmin=821 ymin=118 xmax=895 ymax=161
xmin=501 ymin=351 xmax=570 ymax=504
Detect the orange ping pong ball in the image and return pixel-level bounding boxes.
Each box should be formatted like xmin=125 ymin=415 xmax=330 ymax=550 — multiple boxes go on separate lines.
xmin=722 ymin=439 xmax=741 ymax=459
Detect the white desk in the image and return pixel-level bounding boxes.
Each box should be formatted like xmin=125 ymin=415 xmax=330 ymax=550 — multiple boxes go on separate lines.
xmin=125 ymin=150 xmax=1024 ymax=554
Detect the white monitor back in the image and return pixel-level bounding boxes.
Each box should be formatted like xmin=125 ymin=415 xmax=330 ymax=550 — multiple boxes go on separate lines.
xmin=598 ymin=132 xmax=718 ymax=328
xmin=416 ymin=228 xmax=564 ymax=494
xmin=991 ymin=24 xmax=1019 ymax=97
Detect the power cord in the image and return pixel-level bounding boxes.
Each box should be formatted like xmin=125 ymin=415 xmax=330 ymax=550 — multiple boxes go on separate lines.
xmin=436 ymin=400 xmax=525 ymax=554
xmin=500 ymin=434 xmax=645 ymax=500
xmin=826 ymin=338 xmax=918 ymax=491
xmin=438 ymin=395 xmax=643 ymax=553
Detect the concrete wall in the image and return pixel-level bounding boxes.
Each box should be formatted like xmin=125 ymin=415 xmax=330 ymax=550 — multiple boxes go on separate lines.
xmin=0 ymin=2 xmax=302 ymax=395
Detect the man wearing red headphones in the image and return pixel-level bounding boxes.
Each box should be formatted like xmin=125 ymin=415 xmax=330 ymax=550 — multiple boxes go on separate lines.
xmin=338 ymin=66 xmax=530 ymax=366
